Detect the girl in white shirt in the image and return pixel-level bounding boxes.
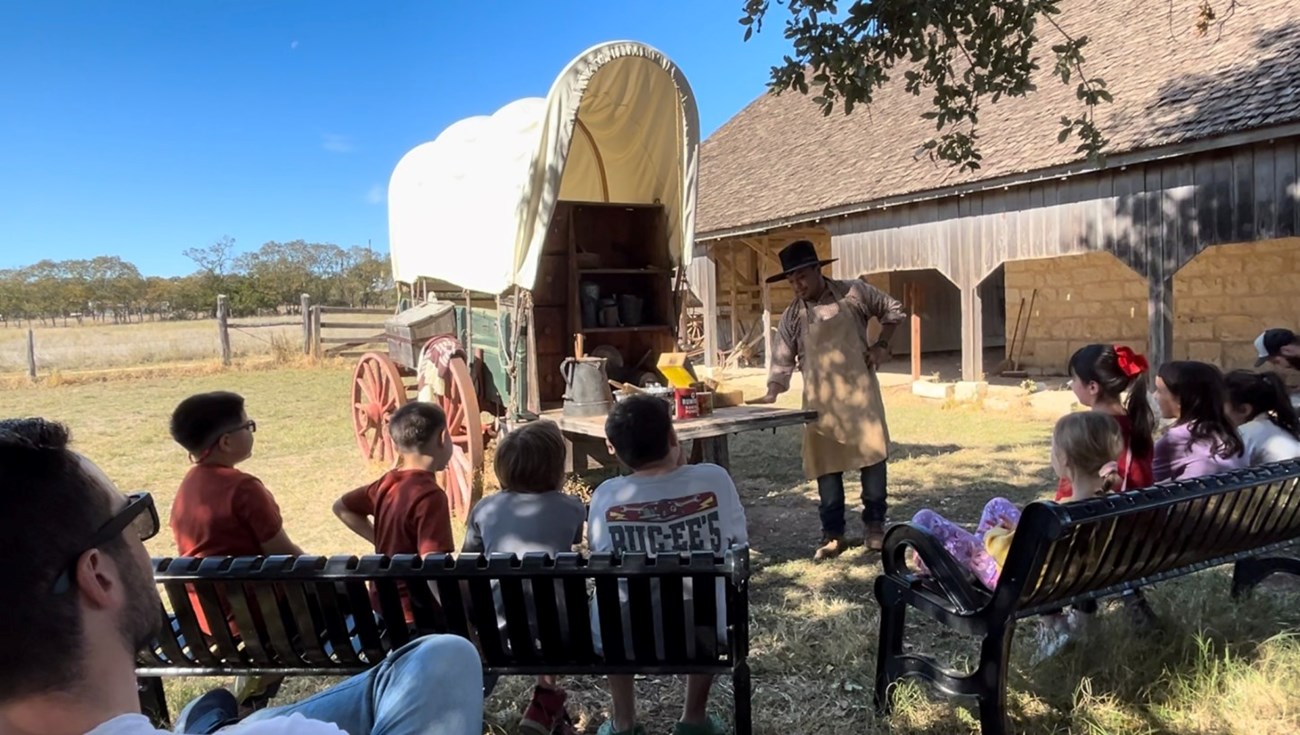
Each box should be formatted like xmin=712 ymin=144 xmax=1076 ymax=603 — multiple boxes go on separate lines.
xmin=1224 ymin=370 xmax=1300 ymax=465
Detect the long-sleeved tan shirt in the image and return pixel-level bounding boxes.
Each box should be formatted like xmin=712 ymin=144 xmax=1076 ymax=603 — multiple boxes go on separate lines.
xmin=768 ymin=277 xmax=907 ymax=391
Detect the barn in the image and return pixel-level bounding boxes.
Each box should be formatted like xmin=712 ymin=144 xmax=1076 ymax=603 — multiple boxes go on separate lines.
xmin=690 ymin=0 xmax=1300 ymax=381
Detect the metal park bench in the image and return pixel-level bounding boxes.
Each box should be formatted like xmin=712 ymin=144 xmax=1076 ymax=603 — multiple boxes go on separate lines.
xmin=873 ymin=460 xmax=1300 ymax=735
xmin=136 ymin=545 xmax=753 ymax=734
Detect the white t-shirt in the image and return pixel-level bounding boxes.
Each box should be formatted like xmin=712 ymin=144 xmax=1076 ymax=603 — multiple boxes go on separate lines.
xmin=1239 ymin=414 xmax=1300 ymax=465
xmin=586 ymin=463 xmax=748 ymax=657
xmin=88 ymin=713 xmax=346 ymax=735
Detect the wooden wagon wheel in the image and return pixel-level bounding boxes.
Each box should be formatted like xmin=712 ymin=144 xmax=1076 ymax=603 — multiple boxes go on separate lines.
xmin=436 ymin=355 xmax=484 ymax=519
xmin=351 ymin=352 xmax=408 ymax=465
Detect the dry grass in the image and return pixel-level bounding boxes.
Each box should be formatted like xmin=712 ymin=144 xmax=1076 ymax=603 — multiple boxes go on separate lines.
xmin=0 ymin=316 xmax=305 ymax=374
xmin=6 ymin=365 xmax=1300 ymax=733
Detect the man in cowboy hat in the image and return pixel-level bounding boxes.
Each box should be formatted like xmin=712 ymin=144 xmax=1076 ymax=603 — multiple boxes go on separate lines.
xmin=750 ymin=240 xmax=906 ymax=559
xmin=1254 ymin=328 xmax=1300 ymax=408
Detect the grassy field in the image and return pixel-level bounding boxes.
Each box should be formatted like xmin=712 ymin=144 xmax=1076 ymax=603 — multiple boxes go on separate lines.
xmin=6 ymin=365 xmax=1300 ymax=733
xmin=0 ymin=317 xmax=312 ymax=374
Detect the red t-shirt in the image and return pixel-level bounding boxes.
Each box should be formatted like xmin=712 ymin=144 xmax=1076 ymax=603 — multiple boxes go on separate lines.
xmin=1055 ymin=414 xmax=1155 ymax=501
xmin=170 ymin=464 xmax=285 ymax=634
xmin=340 ymin=468 xmax=454 ymax=622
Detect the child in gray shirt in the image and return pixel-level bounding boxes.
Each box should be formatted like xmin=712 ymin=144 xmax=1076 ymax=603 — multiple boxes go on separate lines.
xmin=461 ymin=420 xmax=585 ymax=735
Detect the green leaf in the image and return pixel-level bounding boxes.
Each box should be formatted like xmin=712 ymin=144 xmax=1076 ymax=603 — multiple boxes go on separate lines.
xmin=1058 ymin=128 xmax=1070 ymax=143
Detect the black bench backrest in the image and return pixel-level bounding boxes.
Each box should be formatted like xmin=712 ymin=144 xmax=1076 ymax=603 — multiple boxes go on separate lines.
xmin=995 ymin=460 xmax=1300 ymax=616
xmin=137 ymin=546 xmax=749 ymax=677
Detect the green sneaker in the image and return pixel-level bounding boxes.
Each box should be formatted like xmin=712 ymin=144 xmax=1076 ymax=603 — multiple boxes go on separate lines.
xmin=671 ymin=714 xmax=728 ymax=735
xmin=596 ymin=721 xmax=647 ymax=735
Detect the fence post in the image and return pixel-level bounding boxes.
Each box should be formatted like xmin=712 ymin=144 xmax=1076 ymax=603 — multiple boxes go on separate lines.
xmin=310 ymin=305 xmax=322 ymax=358
xmin=26 ymin=328 xmax=36 ymax=381
xmin=301 ymin=293 xmax=312 ymax=355
xmin=217 ymin=295 xmax=231 ymax=367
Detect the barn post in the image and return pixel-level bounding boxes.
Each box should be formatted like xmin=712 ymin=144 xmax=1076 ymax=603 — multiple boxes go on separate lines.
xmin=700 ymin=249 xmax=719 ymax=369
xmin=960 ymin=283 xmax=984 ymax=382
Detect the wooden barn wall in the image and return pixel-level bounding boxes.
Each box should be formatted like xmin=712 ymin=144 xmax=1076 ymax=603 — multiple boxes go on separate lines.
xmin=828 ymin=139 xmax=1300 ymax=290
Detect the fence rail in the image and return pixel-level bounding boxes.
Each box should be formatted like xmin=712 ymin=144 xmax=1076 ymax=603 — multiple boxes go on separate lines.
xmin=310 ymin=304 xmax=393 ymax=359
xmin=5 ymin=294 xmax=395 ymax=380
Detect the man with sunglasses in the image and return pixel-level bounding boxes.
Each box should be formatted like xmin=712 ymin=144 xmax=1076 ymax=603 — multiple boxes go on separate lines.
xmin=0 ymin=418 xmax=484 ymax=735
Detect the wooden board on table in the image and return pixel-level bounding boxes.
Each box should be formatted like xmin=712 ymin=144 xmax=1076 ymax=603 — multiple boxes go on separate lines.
xmin=540 ymin=405 xmax=817 ymax=441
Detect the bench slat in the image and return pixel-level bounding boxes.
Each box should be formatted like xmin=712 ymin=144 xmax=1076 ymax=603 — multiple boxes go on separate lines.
xmin=690 ymin=572 xmax=719 ymax=661
xmin=625 ymin=566 xmax=658 ymax=663
xmin=558 ymin=559 xmax=597 ymax=664
xmin=594 ymin=569 xmax=627 ymax=665
xmin=312 ymin=582 xmax=362 ymax=666
xmin=467 ymin=574 xmax=507 ymax=664
xmin=252 ymin=584 xmax=305 ymax=667
xmin=162 ymin=580 xmax=221 ymax=667
xmin=343 ymin=581 xmax=386 ymax=664
xmin=499 ymin=575 xmax=539 ymax=664
xmin=279 ymin=581 xmax=332 ymax=666
xmin=659 ymin=570 xmax=689 ymax=665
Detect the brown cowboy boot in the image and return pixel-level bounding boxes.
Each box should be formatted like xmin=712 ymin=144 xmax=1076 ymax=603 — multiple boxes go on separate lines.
xmin=864 ymin=521 xmax=887 ymax=552
xmin=814 ymin=535 xmax=848 ymax=560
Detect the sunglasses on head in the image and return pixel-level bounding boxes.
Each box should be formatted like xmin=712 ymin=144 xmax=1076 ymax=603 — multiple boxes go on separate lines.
xmin=52 ymin=492 xmax=159 ymax=594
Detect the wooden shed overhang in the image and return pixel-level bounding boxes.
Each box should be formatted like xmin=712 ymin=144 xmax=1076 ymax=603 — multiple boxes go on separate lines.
xmin=695 ymin=129 xmax=1300 ymax=380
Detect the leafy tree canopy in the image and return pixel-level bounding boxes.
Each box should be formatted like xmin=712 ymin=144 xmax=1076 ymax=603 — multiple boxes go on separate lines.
xmin=741 ymin=0 xmax=1240 ymax=170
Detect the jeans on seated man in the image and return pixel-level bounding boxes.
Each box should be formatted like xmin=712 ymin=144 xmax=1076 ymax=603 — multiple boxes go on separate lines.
xmin=0 ymin=418 xmax=484 ymax=735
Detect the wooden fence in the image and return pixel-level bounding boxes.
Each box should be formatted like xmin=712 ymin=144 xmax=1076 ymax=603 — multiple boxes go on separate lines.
xmin=309 ymin=305 xmax=392 ymax=358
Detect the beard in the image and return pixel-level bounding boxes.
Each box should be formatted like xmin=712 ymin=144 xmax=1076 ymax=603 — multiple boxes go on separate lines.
xmin=114 ymin=547 xmax=165 ymax=653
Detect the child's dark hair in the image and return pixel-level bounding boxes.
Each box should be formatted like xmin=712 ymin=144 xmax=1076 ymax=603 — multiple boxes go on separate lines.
xmin=604 ymin=394 xmax=673 ymax=469
xmin=388 ymin=402 xmax=447 ymax=453
xmin=1158 ymin=361 xmax=1244 ymax=459
xmin=170 ymin=391 xmax=246 ymax=453
xmin=1226 ymin=370 xmax=1300 ymax=440
xmin=494 ymin=420 xmax=566 ymax=493
xmin=1068 ymin=344 xmax=1154 ymax=457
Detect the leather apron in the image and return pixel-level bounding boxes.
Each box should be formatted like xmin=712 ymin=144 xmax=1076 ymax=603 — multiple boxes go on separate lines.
xmin=800 ymin=292 xmax=890 ymax=479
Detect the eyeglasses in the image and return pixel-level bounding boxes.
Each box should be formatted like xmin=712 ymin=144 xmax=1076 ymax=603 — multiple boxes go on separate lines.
xmin=194 ymin=420 xmax=257 ymax=463
xmin=52 ymin=492 xmax=159 ymax=594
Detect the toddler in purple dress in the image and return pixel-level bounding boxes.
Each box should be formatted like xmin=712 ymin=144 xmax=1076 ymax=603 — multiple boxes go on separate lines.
xmin=911 ymin=412 xmax=1126 ymax=590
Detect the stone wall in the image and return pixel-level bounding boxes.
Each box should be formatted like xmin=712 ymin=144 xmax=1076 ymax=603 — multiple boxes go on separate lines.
xmin=1003 ymin=238 xmax=1300 ymax=374
xmin=1004 ymin=252 xmax=1148 ymax=373
xmin=1173 ymin=238 xmax=1300 ymax=369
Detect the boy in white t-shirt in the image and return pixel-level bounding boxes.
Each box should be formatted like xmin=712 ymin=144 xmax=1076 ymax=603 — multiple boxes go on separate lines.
xmin=587 ymin=395 xmax=748 ymax=735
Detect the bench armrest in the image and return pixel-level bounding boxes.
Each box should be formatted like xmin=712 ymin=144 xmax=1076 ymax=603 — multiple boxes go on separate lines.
xmin=880 ymin=522 xmax=989 ymax=614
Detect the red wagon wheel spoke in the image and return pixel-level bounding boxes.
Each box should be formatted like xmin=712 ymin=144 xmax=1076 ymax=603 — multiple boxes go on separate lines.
xmin=434 ymin=355 xmax=483 ymax=520
xmin=351 ymin=352 xmax=409 ymax=464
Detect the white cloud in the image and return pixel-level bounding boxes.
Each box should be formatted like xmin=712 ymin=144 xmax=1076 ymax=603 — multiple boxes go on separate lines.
xmin=366 ymin=184 xmax=384 ymax=205
xmin=322 ymin=133 xmax=353 ymax=153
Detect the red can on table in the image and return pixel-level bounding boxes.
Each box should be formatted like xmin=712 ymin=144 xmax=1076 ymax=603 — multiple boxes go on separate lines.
xmin=673 ymin=387 xmax=699 ymax=420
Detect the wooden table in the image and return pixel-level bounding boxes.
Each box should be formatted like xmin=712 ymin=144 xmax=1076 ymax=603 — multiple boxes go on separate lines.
xmin=541 ymin=405 xmax=817 ymax=471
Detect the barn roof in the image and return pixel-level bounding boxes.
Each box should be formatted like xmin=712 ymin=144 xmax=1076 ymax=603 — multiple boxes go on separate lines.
xmin=698 ymin=0 xmax=1300 ymax=237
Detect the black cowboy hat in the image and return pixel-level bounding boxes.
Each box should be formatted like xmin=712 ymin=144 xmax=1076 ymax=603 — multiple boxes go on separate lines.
xmin=765 ymin=240 xmax=837 ymax=283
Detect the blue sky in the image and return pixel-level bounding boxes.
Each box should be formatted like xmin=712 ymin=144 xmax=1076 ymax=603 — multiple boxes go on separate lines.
xmin=0 ymin=2 xmax=797 ymax=277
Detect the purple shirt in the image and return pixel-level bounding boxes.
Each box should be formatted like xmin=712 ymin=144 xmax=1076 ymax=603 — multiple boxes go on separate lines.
xmin=1152 ymin=423 xmax=1248 ymax=482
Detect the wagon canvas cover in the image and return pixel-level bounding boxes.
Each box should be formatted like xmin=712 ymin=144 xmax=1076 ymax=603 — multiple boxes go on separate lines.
xmin=388 ymin=41 xmax=700 ymax=296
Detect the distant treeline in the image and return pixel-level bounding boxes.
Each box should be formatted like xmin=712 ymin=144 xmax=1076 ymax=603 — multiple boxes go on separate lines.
xmin=0 ymin=237 xmax=395 ymax=326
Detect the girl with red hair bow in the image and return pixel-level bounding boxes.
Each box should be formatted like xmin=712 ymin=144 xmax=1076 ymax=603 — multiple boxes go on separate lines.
xmin=1059 ymin=344 xmax=1156 ymax=500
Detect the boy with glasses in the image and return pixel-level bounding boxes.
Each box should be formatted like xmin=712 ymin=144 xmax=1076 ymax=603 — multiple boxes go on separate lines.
xmin=0 ymin=417 xmax=484 ymax=735
xmin=168 ymin=391 xmax=304 ymax=710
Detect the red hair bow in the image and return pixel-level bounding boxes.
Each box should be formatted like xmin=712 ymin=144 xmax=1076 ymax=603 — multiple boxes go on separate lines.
xmin=1113 ymin=345 xmax=1149 ymax=377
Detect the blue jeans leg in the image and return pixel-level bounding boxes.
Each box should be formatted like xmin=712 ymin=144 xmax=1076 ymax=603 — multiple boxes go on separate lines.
xmin=860 ymin=460 xmax=888 ymax=523
xmin=817 ymin=472 xmax=847 ymax=537
xmin=240 ymin=634 xmax=484 ymax=735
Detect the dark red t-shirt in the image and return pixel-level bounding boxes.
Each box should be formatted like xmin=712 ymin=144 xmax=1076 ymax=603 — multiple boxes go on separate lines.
xmin=170 ymin=464 xmax=284 ymax=634
xmin=341 ymin=468 xmax=454 ymax=622
xmin=1055 ymin=414 xmax=1154 ymax=501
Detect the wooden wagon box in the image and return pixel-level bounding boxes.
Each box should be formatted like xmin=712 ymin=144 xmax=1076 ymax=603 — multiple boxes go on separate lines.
xmin=385 ymin=301 xmax=457 ymax=368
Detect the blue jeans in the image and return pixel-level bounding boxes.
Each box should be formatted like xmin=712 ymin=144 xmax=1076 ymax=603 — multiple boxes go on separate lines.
xmin=817 ymin=460 xmax=888 ymax=536
xmin=240 ymin=635 xmax=483 ymax=735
